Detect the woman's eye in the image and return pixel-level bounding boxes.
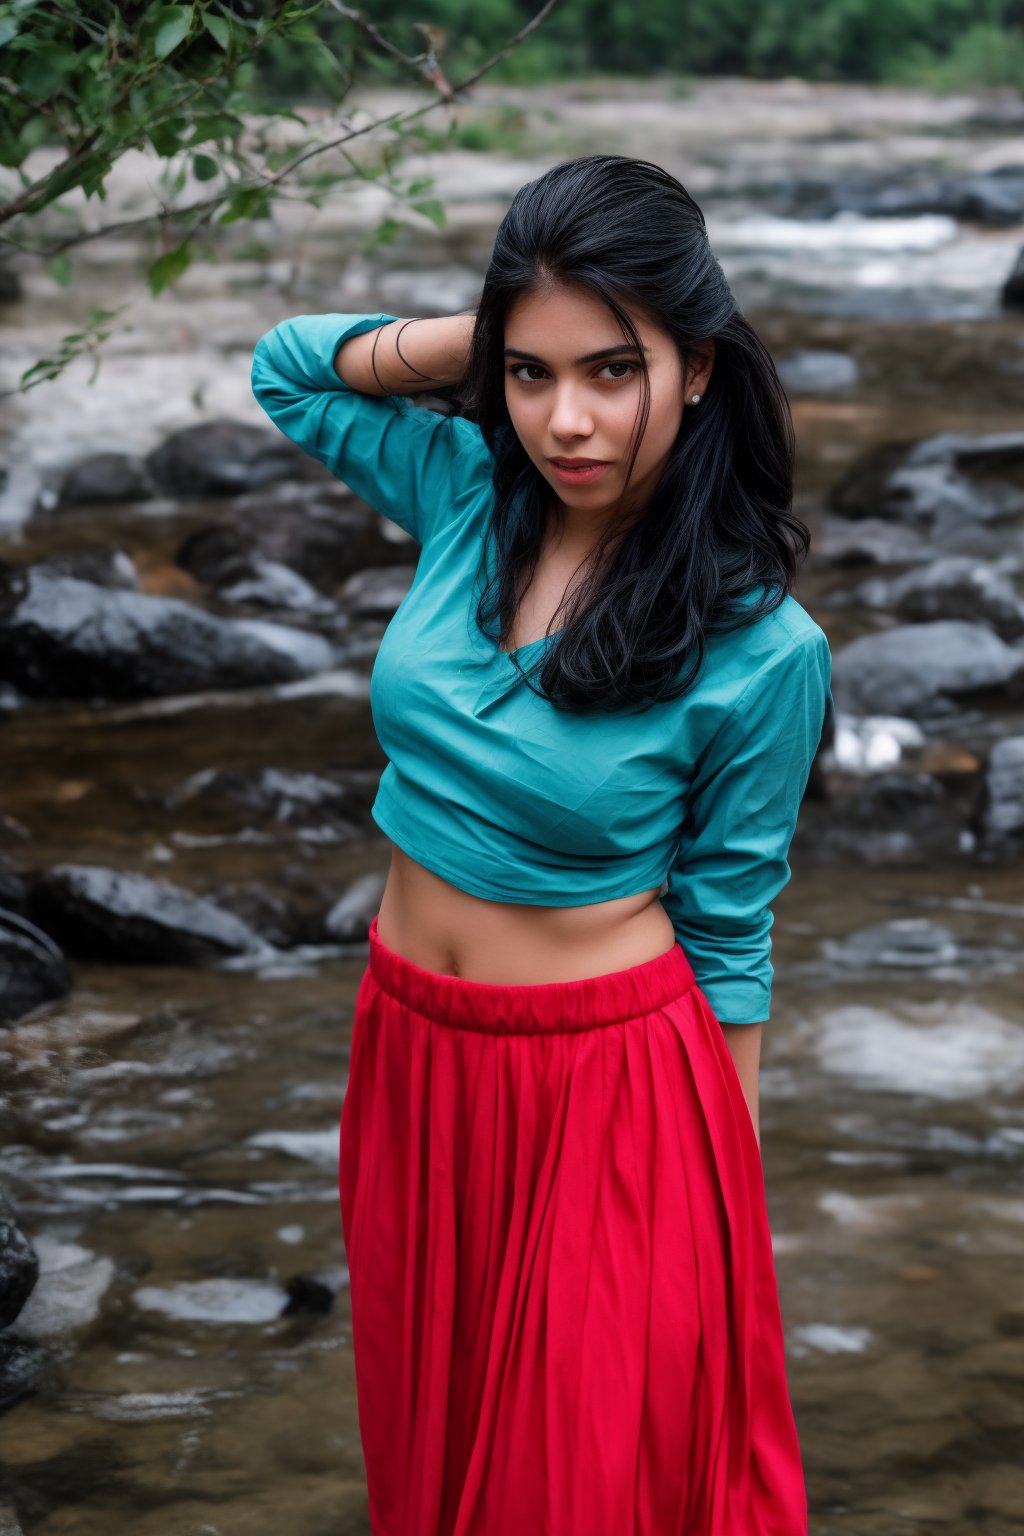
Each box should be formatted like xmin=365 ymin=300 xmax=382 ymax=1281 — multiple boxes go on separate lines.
xmin=506 ymin=362 xmax=637 ymax=383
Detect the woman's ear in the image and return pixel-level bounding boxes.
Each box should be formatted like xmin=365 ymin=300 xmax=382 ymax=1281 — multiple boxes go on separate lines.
xmin=686 ymin=339 xmax=715 ymax=399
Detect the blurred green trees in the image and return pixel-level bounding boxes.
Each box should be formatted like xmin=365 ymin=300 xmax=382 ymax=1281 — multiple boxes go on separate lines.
xmin=262 ymin=0 xmax=1024 ymax=90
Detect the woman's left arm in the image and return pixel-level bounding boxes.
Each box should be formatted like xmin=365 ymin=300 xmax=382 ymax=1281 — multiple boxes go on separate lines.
xmin=660 ymin=625 xmax=833 ymax=1154
xmin=719 ymin=1021 xmax=763 ymax=1150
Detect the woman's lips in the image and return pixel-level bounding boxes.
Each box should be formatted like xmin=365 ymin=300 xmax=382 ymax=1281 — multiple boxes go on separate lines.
xmin=548 ymin=460 xmax=611 ymax=484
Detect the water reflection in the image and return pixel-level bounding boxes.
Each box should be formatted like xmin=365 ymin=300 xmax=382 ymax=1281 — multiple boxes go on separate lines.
xmin=2 ymin=74 xmax=1023 ymax=1536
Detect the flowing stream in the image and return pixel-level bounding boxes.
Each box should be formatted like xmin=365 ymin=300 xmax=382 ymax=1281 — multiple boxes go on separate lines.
xmin=2 ymin=75 xmax=1024 ymax=1535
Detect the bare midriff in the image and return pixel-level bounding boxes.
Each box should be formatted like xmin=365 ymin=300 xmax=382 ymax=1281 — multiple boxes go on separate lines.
xmin=376 ymin=842 xmax=677 ymax=984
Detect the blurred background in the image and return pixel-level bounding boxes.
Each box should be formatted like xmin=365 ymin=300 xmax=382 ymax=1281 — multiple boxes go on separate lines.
xmin=2 ymin=3 xmax=1024 ymax=1532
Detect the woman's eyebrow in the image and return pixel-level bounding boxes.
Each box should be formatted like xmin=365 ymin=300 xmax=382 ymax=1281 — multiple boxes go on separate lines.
xmin=503 ymin=343 xmax=650 ymax=365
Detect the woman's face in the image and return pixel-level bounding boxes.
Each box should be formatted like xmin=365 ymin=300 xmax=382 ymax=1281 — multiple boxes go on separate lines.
xmin=503 ymin=282 xmax=712 ymax=524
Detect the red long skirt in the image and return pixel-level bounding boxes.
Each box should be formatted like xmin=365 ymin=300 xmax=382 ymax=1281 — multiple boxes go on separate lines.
xmin=339 ymin=914 xmax=808 ymax=1536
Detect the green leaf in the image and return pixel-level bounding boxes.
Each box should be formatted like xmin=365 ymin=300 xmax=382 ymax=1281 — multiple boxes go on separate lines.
xmin=148 ymin=117 xmax=187 ymax=157
xmin=0 ymin=17 xmax=19 ymax=47
xmin=29 ymin=150 xmax=112 ymax=208
xmin=192 ymin=152 xmax=218 ymax=181
xmin=153 ymin=6 xmax=193 ymax=60
xmin=48 ymin=253 xmax=71 ymax=286
xmin=20 ymin=43 xmax=77 ymax=99
xmin=18 ymin=304 xmax=127 ymax=393
xmin=411 ymin=199 xmax=446 ymax=228
xmin=365 ymin=216 xmax=399 ymax=250
xmin=202 ymin=12 xmax=230 ymax=49
xmin=218 ymin=184 xmax=271 ymax=223
xmin=19 ymin=113 xmax=51 ymax=152
xmin=148 ymin=243 xmax=193 ymax=295
xmin=187 ymin=114 xmax=243 ymax=148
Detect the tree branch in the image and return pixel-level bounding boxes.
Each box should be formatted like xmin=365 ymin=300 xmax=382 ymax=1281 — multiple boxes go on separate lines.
xmin=0 ymin=0 xmax=562 ymax=258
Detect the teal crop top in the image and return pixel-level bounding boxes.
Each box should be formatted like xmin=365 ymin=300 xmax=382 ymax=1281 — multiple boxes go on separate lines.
xmin=251 ymin=313 xmax=834 ymax=1025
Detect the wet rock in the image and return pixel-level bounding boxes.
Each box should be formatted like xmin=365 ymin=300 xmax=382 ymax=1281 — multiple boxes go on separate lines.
xmin=145 ymin=420 xmax=304 ymax=496
xmin=217 ymin=557 xmax=336 ymax=615
xmin=32 ymin=547 xmax=138 ymax=590
xmin=802 ymin=770 xmax=964 ymax=865
xmin=1000 ymin=245 xmax=1024 ymax=310
xmin=176 ymin=486 xmax=414 ymax=590
xmin=338 ymin=565 xmax=416 ymax=618
xmin=831 ymin=621 xmax=1024 ymax=720
xmin=205 ymin=882 xmax=305 ymax=948
xmin=0 ymin=1204 xmax=38 ymax=1329
xmin=0 ymin=1335 xmax=49 ymax=1414
xmin=0 ymin=906 xmax=72 ymax=1026
xmin=790 ymin=1323 xmax=872 ymax=1356
xmin=979 ymin=735 xmax=1024 ymax=847
xmin=133 ymin=1277 xmax=288 ymax=1324
xmin=8 ymin=1235 xmax=114 ymax=1340
xmin=824 ymin=917 xmax=960 ymax=971
xmin=323 ymin=869 xmax=388 ymax=942
xmin=816 ymin=514 xmax=931 ymax=569
xmin=776 ymin=349 xmax=858 ymax=394
xmin=157 ymin=766 xmax=376 ymax=832
xmin=827 ymin=714 xmax=927 ymax=774
xmin=835 ymin=557 xmax=1024 ymax=640
xmin=772 ymin=166 xmax=1024 ymax=226
xmin=829 ymin=431 xmax=1024 ymax=548
xmin=814 ymin=997 xmax=1024 ymax=1099
xmin=248 ymin=1128 xmax=341 ymax=1168
xmin=282 ymin=1274 xmax=335 ymax=1316
xmin=56 ymin=453 xmax=156 ymax=508
xmin=0 ymin=568 xmax=337 ymax=700
xmin=26 ymin=864 xmax=265 ymax=964
xmin=0 ymin=847 xmax=30 ymax=890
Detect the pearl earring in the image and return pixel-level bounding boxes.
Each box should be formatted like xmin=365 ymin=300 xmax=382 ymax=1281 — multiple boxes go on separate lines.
xmin=691 ymin=393 xmax=701 ymax=404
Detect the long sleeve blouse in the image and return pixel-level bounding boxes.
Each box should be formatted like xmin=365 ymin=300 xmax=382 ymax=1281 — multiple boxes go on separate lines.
xmin=251 ymin=312 xmax=834 ymax=1025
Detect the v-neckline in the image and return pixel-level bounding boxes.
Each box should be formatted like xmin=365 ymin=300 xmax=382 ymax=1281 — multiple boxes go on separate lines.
xmin=496 ymin=627 xmax=564 ymax=661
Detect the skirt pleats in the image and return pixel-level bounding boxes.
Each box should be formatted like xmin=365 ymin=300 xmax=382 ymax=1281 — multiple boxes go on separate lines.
xmin=339 ymin=914 xmax=807 ymax=1536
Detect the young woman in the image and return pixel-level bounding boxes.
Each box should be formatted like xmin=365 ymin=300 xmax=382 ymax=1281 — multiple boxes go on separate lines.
xmin=252 ymin=153 xmax=832 ymax=1536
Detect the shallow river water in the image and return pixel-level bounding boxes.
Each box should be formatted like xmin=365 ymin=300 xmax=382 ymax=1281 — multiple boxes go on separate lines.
xmin=1 ymin=74 xmax=1024 ymax=1535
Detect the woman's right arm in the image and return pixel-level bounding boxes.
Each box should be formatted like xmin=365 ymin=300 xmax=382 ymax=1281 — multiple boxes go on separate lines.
xmin=250 ymin=312 xmax=492 ymax=543
xmin=333 ymin=312 xmax=475 ymax=396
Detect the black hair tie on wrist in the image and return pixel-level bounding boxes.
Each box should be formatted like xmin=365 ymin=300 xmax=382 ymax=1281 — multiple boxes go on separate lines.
xmin=370 ymin=322 xmax=390 ymax=394
xmin=394 ymin=318 xmax=442 ymax=383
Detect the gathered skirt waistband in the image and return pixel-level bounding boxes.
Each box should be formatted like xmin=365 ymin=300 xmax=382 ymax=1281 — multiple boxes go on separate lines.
xmin=366 ymin=913 xmax=698 ymax=1035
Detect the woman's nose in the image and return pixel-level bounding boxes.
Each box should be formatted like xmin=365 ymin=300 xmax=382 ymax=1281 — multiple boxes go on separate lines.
xmin=549 ymin=389 xmax=595 ymax=439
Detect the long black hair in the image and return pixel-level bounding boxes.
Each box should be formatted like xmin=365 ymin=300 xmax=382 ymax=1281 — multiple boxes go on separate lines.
xmin=453 ymin=153 xmax=810 ymax=715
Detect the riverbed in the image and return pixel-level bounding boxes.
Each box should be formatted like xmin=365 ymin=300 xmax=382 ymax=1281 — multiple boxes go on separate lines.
xmin=2 ymin=74 xmax=1024 ymax=1535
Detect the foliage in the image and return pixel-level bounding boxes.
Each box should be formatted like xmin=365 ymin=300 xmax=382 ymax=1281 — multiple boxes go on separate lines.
xmin=221 ymin=0 xmax=1024 ymax=90
xmin=0 ymin=0 xmax=561 ymax=388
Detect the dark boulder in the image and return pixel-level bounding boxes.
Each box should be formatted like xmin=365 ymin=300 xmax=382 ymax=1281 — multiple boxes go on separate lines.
xmin=0 ymin=907 xmax=71 ymax=1026
xmin=0 ymin=568 xmax=336 ymax=700
xmin=831 ymin=621 xmax=1024 ymax=720
xmin=146 ymin=420 xmax=304 ymax=497
xmin=26 ymin=864 xmax=266 ymax=965
xmin=56 ymin=453 xmax=156 ymax=508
